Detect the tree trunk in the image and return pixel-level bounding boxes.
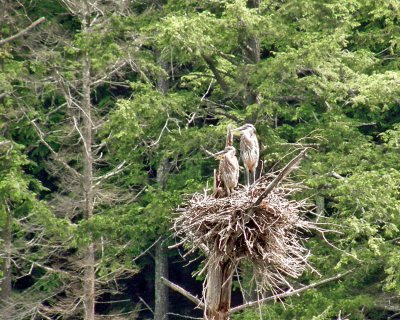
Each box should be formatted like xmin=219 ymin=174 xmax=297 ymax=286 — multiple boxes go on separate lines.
xmin=156 ymin=54 xmax=169 ymax=95
xmin=81 ymin=19 xmax=95 ymax=319
xmin=154 ymin=55 xmax=170 ymax=320
xmin=204 ymin=258 xmax=234 ymax=320
xmin=239 ymin=0 xmax=260 ymax=106
xmin=244 ymin=0 xmax=260 ymax=64
xmin=154 ymin=241 xmax=169 ymax=320
xmin=0 ymin=203 xmax=12 ymax=304
xmin=154 ymin=161 xmax=170 ymax=320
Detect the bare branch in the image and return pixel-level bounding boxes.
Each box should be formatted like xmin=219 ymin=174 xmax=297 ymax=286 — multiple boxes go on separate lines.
xmin=229 ymin=269 xmax=354 ymax=314
xmin=254 ymin=148 xmax=309 ymax=206
xmin=19 ymin=256 xmax=76 ymax=278
xmin=0 ymin=140 xmax=12 ymax=148
xmin=94 ymin=161 xmax=127 ymax=186
xmin=132 ymin=236 xmax=162 ymax=263
xmin=31 ymin=120 xmax=82 ymax=178
xmin=331 ymin=171 xmax=345 ymax=180
xmin=0 ymin=17 xmax=46 ymax=46
xmin=148 ymin=117 xmax=170 ymax=147
xmin=160 ymin=277 xmax=205 ymax=310
xmin=138 ymin=296 xmax=154 ymax=315
xmin=278 ymin=143 xmax=319 ymax=148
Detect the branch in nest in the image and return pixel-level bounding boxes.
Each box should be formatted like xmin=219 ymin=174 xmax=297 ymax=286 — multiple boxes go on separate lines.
xmin=254 ymin=148 xmax=309 ymax=206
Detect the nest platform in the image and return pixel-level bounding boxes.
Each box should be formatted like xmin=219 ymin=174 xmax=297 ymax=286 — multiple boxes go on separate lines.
xmin=173 ymin=175 xmax=319 ymax=291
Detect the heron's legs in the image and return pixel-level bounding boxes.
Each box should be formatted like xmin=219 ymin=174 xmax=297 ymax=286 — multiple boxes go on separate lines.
xmin=251 ymin=170 xmax=256 ymax=185
xmin=245 ymin=168 xmax=250 ymax=186
xmin=226 ymin=188 xmax=231 ymax=197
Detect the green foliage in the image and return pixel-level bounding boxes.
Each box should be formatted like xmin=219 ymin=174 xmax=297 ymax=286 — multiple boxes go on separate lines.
xmin=3 ymin=0 xmax=400 ymax=318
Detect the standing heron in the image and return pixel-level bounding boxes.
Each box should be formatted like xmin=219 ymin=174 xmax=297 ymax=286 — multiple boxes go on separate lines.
xmin=232 ymin=123 xmax=259 ymax=185
xmin=214 ymin=146 xmax=239 ymax=196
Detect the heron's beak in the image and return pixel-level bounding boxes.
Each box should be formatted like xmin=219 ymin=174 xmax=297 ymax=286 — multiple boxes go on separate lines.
xmin=214 ymin=150 xmax=227 ymax=160
xmin=231 ymin=125 xmax=246 ymax=135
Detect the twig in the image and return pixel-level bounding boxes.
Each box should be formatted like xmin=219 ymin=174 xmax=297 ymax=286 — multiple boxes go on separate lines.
xmin=167 ymin=312 xmax=202 ymax=320
xmin=31 ymin=119 xmax=82 ymax=178
xmin=132 ymin=236 xmax=162 ymax=263
xmin=161 ymin=277 xmax=205 ymax=310
xmin=0 ymin=17 xmax=46 ymax=46
xmin=254 ymin=148 xmax=309 ymax=206
xmin=278 ymin=143 xmax=319 ymax=148
xmin=19 ymin=256 xmax=75 ymax=278
xmin=229 ymin=269 xmax=353 ymax=314
xmin=138 ymin=296 xmax=154 ymax=315
xmin=0 ymin=140 xmax=12 ymax=148
xmin=148 ymin=118 xmax=170 ymax=147
xmin=330 ymin=171 xmax=345 ymax=180
xmin=94 ymin=160 xmax=127 ymax=185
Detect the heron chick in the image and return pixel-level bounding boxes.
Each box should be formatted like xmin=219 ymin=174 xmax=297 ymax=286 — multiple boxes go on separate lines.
xmin=214 ymin=146 xmax=239 ymax=197
xmin=232 ymin=123 xmax=259 ymax=185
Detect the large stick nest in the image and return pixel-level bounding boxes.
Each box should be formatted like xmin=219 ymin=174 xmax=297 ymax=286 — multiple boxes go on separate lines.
xmin=173 ymin=174 xmax=320 ymax=292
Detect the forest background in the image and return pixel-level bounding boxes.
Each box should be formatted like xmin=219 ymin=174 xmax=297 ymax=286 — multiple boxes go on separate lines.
xmin=1 ymin=0 xmax=400 ymax=319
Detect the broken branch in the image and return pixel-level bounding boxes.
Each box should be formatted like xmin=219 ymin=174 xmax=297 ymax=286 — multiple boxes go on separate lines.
xmin=254 ymin=148 xmax=309 ymax=206
xmin=0 ymin=17 xmax=46 ymax=46
xmin=161 ymin=277 xmax=205 ymax=310
xmin=229 ymin=269 xmax=353 ymax=314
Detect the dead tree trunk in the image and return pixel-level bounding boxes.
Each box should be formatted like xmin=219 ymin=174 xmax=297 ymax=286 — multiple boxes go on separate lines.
xmin=155 ymin=242 xmax=169 ymax=320
xmin=204 ymin=258 xmax=234 ymax=320
xmin=81 ymin=18 xmax=95 ymax=320
xmin=0 ymin=202 xmax=12 ymax=304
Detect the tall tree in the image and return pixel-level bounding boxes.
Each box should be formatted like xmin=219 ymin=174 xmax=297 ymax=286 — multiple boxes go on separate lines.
xmin=26 ymin=1 xmax=143 ymax=318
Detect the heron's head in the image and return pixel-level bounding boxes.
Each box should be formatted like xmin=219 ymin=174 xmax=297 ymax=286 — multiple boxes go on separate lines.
xmin=214 ymin=146 xmax=236 ymax=159
xmin=232 ymin=123 xmax=256 ymax=135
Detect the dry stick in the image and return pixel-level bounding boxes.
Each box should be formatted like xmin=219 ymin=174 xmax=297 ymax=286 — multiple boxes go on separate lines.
xmin=254 ymin=148 xmax=309 ymax=207
xmin=0 ymin=17 xmax=46 ymax=46
xmin=229 ymin=269 xmax=353 ymax=314
xmin=161 ymin=277 xmax=205 ymax=310
xmin=0 ymin=140 xmax=11 ymax=148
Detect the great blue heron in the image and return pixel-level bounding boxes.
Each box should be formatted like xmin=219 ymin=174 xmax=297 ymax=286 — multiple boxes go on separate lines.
xmin=232 ymin=123 xmax=259 ymax=185
xmin=214 ymin=146 xmax=239 ymax=196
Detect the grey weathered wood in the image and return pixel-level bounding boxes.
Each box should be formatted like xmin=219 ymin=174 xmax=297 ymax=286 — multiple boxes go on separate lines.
xmin=155 ymin=241 xmax=169 ymax=320
xmin=204 ymin=258 xmax=234 ymax=320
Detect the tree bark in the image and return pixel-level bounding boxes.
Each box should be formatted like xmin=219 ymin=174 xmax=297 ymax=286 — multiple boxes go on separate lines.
xmin=154 ymin=160 xmax=170 ymax=320
xmin=0 ymin=203 xmax=12 ymax=304
xmin=81 ymin=16 xmax=95 ymax=320
xmin=244 ymin=0 xmax=260 ymax=64
xmin=154 ymin=55 xmax=170 ymax=320
xmin=156 ymin=54 xmax=169 ymax=95
xmin=154 ymin=241 xmax=169 ymax=320
xmin=204 ymin=258 xmax=234 ymax=320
